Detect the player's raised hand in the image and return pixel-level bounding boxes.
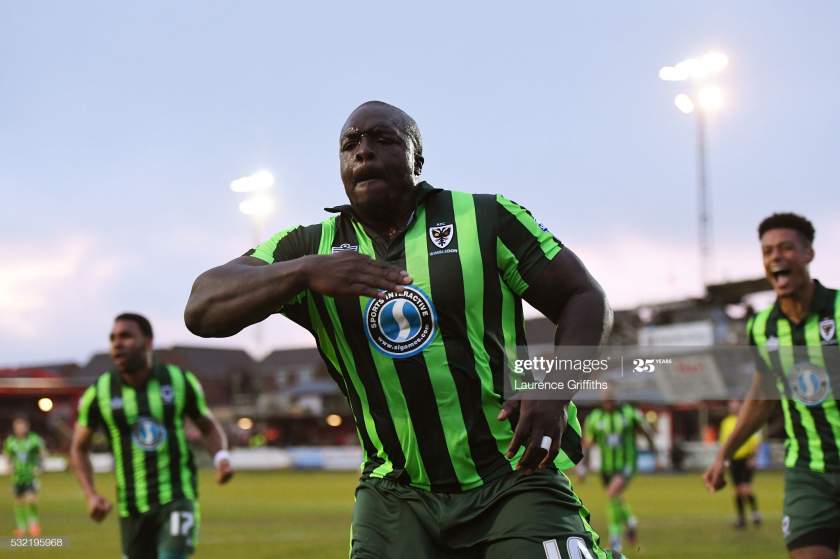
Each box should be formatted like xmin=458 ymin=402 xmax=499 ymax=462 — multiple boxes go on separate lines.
xmin=702 ymin=456 xmax=728 ymax=492
xmin=303 ymin=252 xmax=412 ymax=299
xmin=86 ymin=492 xmax=112 ymax=522
xmin=216 ymin=458 xmax=234 ymax=485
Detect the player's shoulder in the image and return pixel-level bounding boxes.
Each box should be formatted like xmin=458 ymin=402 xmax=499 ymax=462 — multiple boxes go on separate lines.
xmin=746 ymin=304 xmax=775 ymax=334
xmin=85 ymin=370 xmax=112 ymax=391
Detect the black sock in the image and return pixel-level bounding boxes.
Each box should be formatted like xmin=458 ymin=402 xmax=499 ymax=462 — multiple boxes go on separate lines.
xmin=746 ymin=494 xmax=758 ymax=512
xmin=735 ymin=495 xmax=745 ymax=520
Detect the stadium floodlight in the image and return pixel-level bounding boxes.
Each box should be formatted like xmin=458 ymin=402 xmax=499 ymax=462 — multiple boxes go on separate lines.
xmin=230 ymin=170 xmax=275 ymax=193
xmin=674 ymin=94 xmax=695 ymax=114
xmin=697 ymin=86 xmax=724 ymax=111
xmin=660 ymin=50 xmax=729 ymax=288
xmin=38 ymin=397 xmax=53 ymax=412
xmin=326 ymin=414 xmax=343 ymax=428
xmin=238 ymin=194 xmax=275 ymax=219
xmin=237 ymin=417 xmax=254 ymax=430
xmin=659 ymin=51 xmax=729 ymax=82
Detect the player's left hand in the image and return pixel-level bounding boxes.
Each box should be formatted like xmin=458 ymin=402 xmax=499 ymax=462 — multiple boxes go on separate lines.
xmin=499 ymin=397 xmax=567 ymax=475
xmin=216 ymin=458 xmax=234 ymax=484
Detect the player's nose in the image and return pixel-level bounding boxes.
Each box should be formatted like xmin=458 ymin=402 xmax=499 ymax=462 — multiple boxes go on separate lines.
xmin=354 ymin=137 xmax=375 ymax=162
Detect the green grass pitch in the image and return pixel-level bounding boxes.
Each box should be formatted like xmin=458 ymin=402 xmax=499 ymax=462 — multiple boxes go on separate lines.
xmin=4 ymin=469 xmax=784 ymax=558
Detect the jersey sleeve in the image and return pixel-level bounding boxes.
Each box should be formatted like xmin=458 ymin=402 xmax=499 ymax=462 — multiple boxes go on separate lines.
xmin=76 ymin=385 xmax=102 ymax=430
xmin=244 ymin=225 xmax=312 ymax=325
xmin=2 ymin=437 xmax=10 ymax=456
xmin=495 ymin=195 xmax=564 ymax=296
xmin=183 ymin=370 xmax=212 ymax=421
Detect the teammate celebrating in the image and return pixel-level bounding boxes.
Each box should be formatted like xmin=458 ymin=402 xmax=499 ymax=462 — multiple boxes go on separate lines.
xmin=70 ymin=313 xmax=233 ymax=559
xmin=186 ymin=101 xmax=619 ymax=558
xmin=704 ymin=213 xmax=840 ymax=559
xmin=3 ymin=417 xmax=46 ymax=537
xmin=718 ymin=399 xmax=762 ymax=529
xmin=582 ymin=395 xmax=655 ymax=553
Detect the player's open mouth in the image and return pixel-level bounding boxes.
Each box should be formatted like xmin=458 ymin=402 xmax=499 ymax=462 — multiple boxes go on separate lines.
xmin=771 ymin=268 xmax=792 ymax=289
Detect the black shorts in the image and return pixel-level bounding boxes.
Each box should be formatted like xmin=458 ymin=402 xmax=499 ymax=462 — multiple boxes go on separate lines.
xmin=12 ymin=481 xmax=38 ymax=497
xmin=600 ymin=470 xmax=633 ymax=488
xmin=729 ymin=458 xmax=754 ymax=485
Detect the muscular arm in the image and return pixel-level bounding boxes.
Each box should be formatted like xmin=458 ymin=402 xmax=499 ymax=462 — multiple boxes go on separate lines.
xmin=717 ymin=372 xmax=776 ymax=461
xmin=69 ymin=423 xmax=97 ymax=498
xmin=185 ymin=253 xmax=410 ymax=338
xmin=504 ymin=249 xmax=612 ymax=471
xmin=184 ymin=255 xmax=309 ymax=338
xmin=525 ymin=248 xmax=613 ymax=347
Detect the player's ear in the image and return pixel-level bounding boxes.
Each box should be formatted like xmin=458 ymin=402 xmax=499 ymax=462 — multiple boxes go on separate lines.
xmin=804 ymin=244 xmax=814 ymax=264
xmin=414 ymin=154 xmax=424 ymax=176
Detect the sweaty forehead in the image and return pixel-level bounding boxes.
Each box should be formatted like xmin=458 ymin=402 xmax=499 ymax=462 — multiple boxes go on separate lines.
xmin=341 ymin=105 xmax=407 ymax=137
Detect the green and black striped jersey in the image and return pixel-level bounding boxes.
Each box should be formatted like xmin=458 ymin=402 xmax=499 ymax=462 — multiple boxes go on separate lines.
xmin=748 ymin=280 xmax=840 ymax=472
xmin=247 ymin=181 xmax=583 ymax=492
xmin=3 ymin=433 xmax=44 ymax=485
xmin=583 ymin=404 xmax=644 ymax=476
xmin=76 ymin=364 xmax=211 ymax=517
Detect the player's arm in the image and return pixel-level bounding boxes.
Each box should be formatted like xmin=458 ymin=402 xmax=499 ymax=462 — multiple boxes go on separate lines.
xmin=703 ymin=371 xmax=776 ymax=491
xmin=192 ymin=414 xmax=233 ymax=484
xmin=69 ymin=423 xmax=112 ymax=522
xmin=634 ymin=410 xmax=656 ymax=450
xmin=185 ymin=252 xmax=411 ymax=338
xmin=502 ymin=252 xmax=612 ymax=471
xmin=183 ymin=370 xmax=233 ymax=484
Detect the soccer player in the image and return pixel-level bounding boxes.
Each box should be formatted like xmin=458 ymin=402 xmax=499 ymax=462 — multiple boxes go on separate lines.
xmin=186 ymin=101 xmax=619 ymax=558
xmin=4 ymin=417 xmax=46 ymax=537
xmin=704 ymin=213 xmax=840 ymax=559
xmin=718 ymin=399 xmax=762 ymax=529
xmin=70 ymin=313 xmax=233 ymax=559
xmin=581 ymin=394 xmax=654 ymax=553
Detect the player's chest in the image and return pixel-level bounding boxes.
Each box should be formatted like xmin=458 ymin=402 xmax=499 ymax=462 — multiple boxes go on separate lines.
xmin=106 ymin=387 xmax=177 ymax=452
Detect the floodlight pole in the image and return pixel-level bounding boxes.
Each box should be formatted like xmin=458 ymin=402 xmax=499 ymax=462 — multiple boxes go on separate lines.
xmin=695 ymin=107 xmax=711 ymax=289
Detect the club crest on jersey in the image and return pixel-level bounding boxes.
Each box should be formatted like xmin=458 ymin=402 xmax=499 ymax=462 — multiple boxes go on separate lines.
xmin=820 ymin=318 xmax=836 ymax=343
xmin=132 ymin=417 xmax=167 ymax=451
xmin=429 ymin=223 xmax=454 ymax=249
xmin=364 ymin=285 xmax=437 ymax=358
xmin=161 ymin=385 xmax=174 ymax=405
xmin=332 ymin=243 xmax=358 ymax=253
xmin=790 ymin=362 xmax=830 ymax=407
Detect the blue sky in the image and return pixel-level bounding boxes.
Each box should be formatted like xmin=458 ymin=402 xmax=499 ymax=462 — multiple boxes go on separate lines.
xmin=2 ymin=1 xmax=838 ymax=366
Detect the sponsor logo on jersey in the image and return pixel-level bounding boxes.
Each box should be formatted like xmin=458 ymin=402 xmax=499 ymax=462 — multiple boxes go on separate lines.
xmin=110 ymin=397 xmax=123 ymax=410
xmin=132 ymin=417 xmax=167 ymax=451
xmin=364 ymin=285 xmax=438 ymax=358
xmin=161 ymin=385 xmax=174 ymax=405
xmin=790 ymin=362 xmax=830 ymax=407
xmin=765 ymin=336 xmax=779 ymax=351
xmin=820 ymin=318 xmax=836 ymax=343
xmin=331 ymin=243 xmax=358 ymax=253
xmin=429 ymin=223 xmax=454 ymax=249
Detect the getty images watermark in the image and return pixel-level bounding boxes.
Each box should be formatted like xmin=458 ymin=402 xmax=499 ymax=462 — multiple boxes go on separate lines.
xmin=504 ymin=345 xmax=840 ymax=405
